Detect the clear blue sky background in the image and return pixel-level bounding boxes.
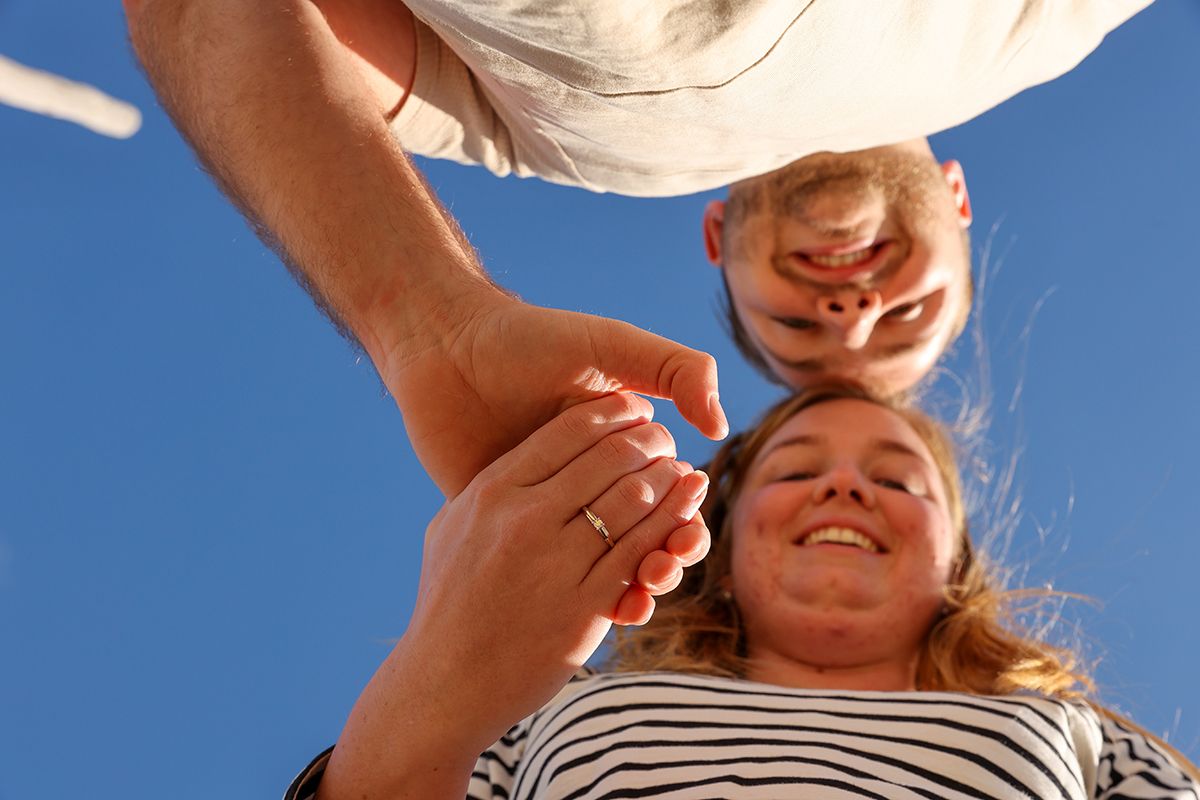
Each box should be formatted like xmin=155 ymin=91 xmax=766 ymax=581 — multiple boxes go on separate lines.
xmin=2 ymin=2 xmax=1198 ymax=797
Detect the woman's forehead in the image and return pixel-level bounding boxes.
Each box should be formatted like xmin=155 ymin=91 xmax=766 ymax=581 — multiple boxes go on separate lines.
xmin=758 ymin=398 xmax=935 ymax=464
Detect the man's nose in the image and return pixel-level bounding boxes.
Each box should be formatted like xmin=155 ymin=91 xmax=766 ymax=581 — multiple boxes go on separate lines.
xmin=815 ymin=289 xmax=883 ymax=350
xmin=812 ymin=466 xmax=876 ymax=509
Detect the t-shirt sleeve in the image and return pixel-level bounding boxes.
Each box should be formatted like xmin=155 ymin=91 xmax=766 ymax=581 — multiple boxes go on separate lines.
xmin=1093 ymin=715 xmax=1199 ymax=799
xmin=283 ymin=746 xmax=333 ymax=800
xmin=282 ymin=670 xmax=594 ymax=800
xmin=277 ymin=737 xmax=523 ymax=800
xmin=466 ymin=716 xmax=535 ymax=800
xmin=390 ymin=17 xmax=586 ymax=189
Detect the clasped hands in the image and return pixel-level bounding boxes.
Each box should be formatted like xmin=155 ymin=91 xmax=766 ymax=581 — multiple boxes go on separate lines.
xmin=398 ymin=393 xmax=712 ymax=751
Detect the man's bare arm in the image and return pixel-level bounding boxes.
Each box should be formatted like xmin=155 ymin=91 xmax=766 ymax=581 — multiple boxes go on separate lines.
xmin=125 ymin=0 xmax=728 ymax=497
xmin=125 ymin=0 xmax=488 ymax=361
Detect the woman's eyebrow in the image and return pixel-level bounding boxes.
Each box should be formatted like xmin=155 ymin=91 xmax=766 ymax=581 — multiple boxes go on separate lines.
xmin=762 ymin=434 xmax=822 ymax=459
xmin=869 ymin=438 xmax=923 ymax=459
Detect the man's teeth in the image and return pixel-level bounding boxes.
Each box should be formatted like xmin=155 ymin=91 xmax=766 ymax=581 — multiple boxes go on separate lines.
xmin=799 ymin=526 xmax=880 ymax=553
xmin=806 ymin=246 xmax=875 ymax=268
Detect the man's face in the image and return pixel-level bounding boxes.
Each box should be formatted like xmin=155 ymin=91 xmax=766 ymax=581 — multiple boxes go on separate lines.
xmin=706 ymin=140 xmax=972 ymax=393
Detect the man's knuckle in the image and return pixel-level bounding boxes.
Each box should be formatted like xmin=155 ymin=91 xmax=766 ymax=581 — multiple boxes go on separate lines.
xmin=471 ymin=476 xmax=509 ymax=508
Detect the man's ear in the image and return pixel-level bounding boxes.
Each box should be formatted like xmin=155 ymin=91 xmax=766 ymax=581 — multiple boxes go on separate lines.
xmin=702 ymin=200 xmax=726 ymax=267
xmin=941 ymin=160 xmax=972 ymax=228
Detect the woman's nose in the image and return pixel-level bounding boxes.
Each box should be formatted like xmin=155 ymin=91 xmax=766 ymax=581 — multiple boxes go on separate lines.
xmin=815 ymin=289 xmax=883 ymax=350
xmin=812 ymin=466 xmax=876 ymax=509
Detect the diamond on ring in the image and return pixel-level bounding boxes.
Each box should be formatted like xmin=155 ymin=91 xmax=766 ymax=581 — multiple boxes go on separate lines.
xmin=582 ymin=506 xmax=615 ymax=549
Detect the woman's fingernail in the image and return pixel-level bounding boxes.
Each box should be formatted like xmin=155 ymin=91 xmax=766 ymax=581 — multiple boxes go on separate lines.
xmin=682 ymin=471 xmax=709 ymax=517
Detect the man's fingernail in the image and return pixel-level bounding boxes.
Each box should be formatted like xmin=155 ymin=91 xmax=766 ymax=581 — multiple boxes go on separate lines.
xmin=708 ymin=393 xmax=729 ymax=438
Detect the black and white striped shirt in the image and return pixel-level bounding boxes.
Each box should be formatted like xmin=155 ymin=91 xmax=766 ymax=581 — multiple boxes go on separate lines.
xmin=287 ymin=671 xmax=1197 ymax=799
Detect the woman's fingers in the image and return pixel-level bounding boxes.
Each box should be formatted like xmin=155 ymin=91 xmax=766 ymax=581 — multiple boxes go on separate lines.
xmin=584 ymin=470 xmax=709 ymax=606
xmin=637 ymin=549 xmax=683 ymax=595
xmin=632 ymin=515 xmax=711 ymax=600
xmin=562 ymin=458 xmax=689 ymax=559
xmin=541 ymin=420 xmax=678 ymax=525
xmin=493 ymin=393 xmax=655 ymax=488
xmin=665 ymin=515 xmax=710 ymax=567
xmin=612 ymin=586 xmax=655 ymax=627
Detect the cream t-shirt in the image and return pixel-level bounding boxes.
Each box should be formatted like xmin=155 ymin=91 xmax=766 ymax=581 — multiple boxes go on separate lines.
xmin=391 ymin=0 xmax=1152 ymax=197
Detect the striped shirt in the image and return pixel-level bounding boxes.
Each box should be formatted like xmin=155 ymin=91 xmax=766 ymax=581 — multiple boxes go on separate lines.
xmin=287 ymin=671 xmax=1198 ymax=800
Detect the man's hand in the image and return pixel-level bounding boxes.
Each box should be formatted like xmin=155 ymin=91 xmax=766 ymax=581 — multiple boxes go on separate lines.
xmin=384 ymin=292 xmax=729 ymax=498
xmin=123 ymin=0 xmax=726 ymax=499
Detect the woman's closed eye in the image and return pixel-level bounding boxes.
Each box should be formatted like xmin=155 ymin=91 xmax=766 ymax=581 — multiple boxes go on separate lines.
xmin=874 ymin=476 xmax=914 ymax=493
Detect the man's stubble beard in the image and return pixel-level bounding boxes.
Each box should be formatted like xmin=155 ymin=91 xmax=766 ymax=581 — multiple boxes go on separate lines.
xmin=751 ymin=149 xmax=953 ymax=292
xmin=764 ymin=149 xmax=948 ymax=239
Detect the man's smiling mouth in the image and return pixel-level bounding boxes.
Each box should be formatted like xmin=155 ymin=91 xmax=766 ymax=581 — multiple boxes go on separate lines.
xmin=806 ymin=245 xmax=877 ymax=268
xmin=787 ymin=241 xmax=891 ymax=283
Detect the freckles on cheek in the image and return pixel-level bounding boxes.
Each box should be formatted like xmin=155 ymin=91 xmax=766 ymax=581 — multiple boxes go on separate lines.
xmin=901 ymin=512 xmax=954 ymax=563
xmin=737 ymin=520 xmax=784 ymax=605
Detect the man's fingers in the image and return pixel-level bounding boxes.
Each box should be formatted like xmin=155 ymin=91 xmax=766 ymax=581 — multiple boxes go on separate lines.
xmin=662 ymin=350 xmax=729 ymax=441
xmin=494 ymin=393 xmax=655 ymax=487
xmin=591 ymin=318 xmax=728 ymax=441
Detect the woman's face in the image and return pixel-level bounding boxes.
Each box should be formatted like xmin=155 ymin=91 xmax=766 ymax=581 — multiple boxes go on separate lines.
xmin=729 ymin=398 xmax=957 ymax=685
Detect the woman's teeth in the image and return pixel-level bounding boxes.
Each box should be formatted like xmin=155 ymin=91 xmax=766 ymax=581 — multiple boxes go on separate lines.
xmin=806 ymin=246 xmax=875 ymax=268
xmin=798 ymin=526 xmax=880 ymax=553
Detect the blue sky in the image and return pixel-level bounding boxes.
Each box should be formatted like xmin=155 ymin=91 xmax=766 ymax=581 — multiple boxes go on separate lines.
xmin=1 ymin=2 xmax=1198 ymax=797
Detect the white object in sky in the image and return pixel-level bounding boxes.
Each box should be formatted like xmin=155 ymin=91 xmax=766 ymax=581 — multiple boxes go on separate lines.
xmin=0 ymin=53 xmax=141 ymax=139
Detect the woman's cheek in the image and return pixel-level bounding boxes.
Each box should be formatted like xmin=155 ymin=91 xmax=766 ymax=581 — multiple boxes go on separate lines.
xmin=731 ymin=516 xmax=785 ymax=605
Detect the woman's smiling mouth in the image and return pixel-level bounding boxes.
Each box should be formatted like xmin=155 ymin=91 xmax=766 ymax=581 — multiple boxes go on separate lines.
xmin=794 ymin=525 xmax=883 ymax=554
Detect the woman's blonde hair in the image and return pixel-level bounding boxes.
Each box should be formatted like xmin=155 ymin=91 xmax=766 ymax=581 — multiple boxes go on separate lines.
xmin=608 ymin=385 xmax=1199 ymax=779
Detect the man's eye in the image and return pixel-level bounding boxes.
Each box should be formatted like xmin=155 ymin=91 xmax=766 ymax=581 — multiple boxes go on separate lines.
xmin=775 ymin=317 xmax=817 ymax=330
xmin=885 ymin=302 xmax=923 ymax=322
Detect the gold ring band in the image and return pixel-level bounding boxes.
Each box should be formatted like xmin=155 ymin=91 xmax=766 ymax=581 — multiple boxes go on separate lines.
xmin=582 ymin=506 xmax=614 ymax=549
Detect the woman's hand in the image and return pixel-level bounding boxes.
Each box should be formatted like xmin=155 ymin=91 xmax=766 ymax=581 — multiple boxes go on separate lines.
xmin=407 ymin=391 xmax=709 ymax=735
xmin=319 ymin=393 xmax=710 ymax=800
